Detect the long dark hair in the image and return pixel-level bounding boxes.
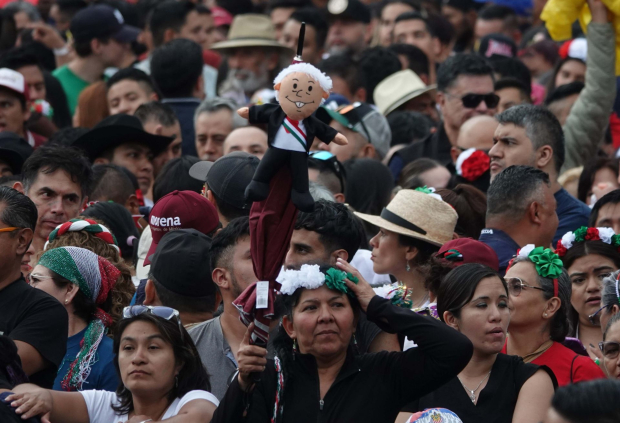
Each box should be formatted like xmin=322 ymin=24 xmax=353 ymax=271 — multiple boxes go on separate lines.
xmin=272 ymin=265 xmax=360 ymax=423
xmin=437 ymin=263 xmax=506 ymax=322
xmin=112 ymin=313 xmax=210 ymax=415
xmin=344 ymin=159 xmax=394 ymax=241
xmin=561 ymin=241 xmax=620 ymax=334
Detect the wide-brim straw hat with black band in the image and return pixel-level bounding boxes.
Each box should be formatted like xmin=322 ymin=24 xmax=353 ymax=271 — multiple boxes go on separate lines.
xmin=210 ymin=14 xmax=294 ymax=53
xmin=355 ymin=189 xmax=458 ymax=246
xmin=374 ymin=69 xmax=437 ymax=116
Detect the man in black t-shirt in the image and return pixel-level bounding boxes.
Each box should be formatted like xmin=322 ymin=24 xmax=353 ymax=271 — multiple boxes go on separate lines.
xmin=0 ymin=187 xmax=68 ymax=389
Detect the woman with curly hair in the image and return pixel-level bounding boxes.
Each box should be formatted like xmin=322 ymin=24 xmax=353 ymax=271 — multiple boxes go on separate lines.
xmin=29 ymin=247 xmax=121 ymax=392
xmin=43 ymin=218 xmax=135 ymax=332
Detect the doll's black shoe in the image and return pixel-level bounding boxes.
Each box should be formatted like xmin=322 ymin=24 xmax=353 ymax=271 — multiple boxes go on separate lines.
xmin=291 ymin=189 xmax=315 ymax=212
xmin=245 ymin=181 xmax=270 ymax=202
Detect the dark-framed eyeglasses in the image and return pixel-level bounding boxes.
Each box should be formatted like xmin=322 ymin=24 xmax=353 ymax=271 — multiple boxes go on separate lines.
xmin=506 ymin=277 xmax=546 ymax=297
xmin=599 ymin=341 xmax=620 ymax=359
xmin=448 ymin=92 xmax=500 ymax=109
xmin=122 ymin=305 xmax=183 ymax=339
xmin=308 ymin=151 xmax=347 ymax=193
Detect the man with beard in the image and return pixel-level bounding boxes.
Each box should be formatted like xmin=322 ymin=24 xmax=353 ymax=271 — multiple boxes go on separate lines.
xmin=189 ymin=217 xmax=259 ymax=400
xmin=325 ymin=0 xmax=372 ymax=58
xmin=211 ymin=14 xmax=293 ymax=105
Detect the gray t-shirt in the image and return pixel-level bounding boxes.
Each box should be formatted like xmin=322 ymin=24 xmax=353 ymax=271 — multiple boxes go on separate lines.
xmin=189 ymin=316 xmax=239 ymax=401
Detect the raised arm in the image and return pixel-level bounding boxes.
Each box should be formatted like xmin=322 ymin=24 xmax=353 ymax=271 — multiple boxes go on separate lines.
xmin=338 ymin=259 xmax=473 ymax=404
xmin=6 ymin=384 xmax=89 ymax=423
xmin=561 ymin=0 xmax=616 ymax=171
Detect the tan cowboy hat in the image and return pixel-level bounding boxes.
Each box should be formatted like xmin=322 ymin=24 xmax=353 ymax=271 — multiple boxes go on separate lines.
xmin=374 ymin=69 xmax=437 ymax=116
xmin=355 ymin=189 xmax=458 ymax=246
xmin=210 ymin=14 xmax=294 ymax=53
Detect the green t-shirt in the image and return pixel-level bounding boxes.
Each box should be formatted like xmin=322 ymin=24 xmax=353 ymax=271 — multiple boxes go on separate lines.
xmin=52 ymin=65 xmax=90 ymax=116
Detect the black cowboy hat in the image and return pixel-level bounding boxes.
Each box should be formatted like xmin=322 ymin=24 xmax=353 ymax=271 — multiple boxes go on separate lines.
xmin=0 ymin=132 xmax=33 ymax=174
xmin=71 ymin=114 xmax=174 ymax=162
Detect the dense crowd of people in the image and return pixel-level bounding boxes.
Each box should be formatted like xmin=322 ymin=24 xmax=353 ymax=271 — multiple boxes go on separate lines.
xmin=1 ymin=0 xmax=620 ymax=421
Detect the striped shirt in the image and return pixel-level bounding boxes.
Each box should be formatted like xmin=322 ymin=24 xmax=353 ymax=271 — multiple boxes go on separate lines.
xmin=272 ymin=117 xmax=308 ymax=152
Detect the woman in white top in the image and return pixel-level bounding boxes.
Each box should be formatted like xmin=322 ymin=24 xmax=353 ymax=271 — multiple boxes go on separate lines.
xmin=7 ymin=306 xmax=218 ymax=422
xmin=355 ymin=188 xmax=458 ymax=310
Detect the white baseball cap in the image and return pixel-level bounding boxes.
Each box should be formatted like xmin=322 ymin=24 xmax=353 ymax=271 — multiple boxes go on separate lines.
xmin=0 ymin=68 xmax=28 ymax=101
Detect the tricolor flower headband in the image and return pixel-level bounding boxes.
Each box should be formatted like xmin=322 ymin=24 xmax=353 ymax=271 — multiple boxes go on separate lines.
xmin=555 ymin=227 xmax=620 ymax=257
xmin=512 ymin=244 xmax=562 ymax=297
xmin=277 ymin=264 xmax=358 ymax=296
xmin=456 ymin=148 xmax=490 ymax=182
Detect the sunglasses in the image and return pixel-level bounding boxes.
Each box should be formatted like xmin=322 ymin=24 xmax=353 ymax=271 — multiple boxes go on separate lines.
xmin=599 ymin=341 xmax=620 ymax=360
xmin=506 ymin=277 xmax=545 ymax=297
xmin=123 ymin=306 xmax=184 ymax=339
xmin=448 ymin=93 xmax=500 ymax=109
xmin=309 ymin=151 xmax=346 ymax=193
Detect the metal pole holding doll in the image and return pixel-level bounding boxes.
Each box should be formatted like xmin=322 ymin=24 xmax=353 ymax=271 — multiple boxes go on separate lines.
xmin=232 ymin=24 xmax=348 ymax=382
xmin=237 ymin=23 xmax=348 ymax=213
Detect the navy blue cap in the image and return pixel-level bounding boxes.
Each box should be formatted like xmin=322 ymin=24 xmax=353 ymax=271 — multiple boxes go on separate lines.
xmin=70 ymin=5 xmax=140 ymax=44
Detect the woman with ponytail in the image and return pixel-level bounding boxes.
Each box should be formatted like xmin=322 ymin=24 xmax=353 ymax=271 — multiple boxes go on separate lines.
xmin=29 ymin=246 xmax=121 ymax=392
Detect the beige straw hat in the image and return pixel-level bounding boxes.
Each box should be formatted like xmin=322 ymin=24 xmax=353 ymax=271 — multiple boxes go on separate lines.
xmin=374 ymin=69 xmax=436 ymax=116
xmin=210 ymin=14 xmax=294 ymax=53
xmin=355 ymin=189 xmax=458 ymax=246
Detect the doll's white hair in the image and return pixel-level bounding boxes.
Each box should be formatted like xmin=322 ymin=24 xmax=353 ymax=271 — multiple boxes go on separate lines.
xmin=273 ymin=63 xmax=332 ymax=103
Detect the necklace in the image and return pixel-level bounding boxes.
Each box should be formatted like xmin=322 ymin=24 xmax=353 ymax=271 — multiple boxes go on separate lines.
xmin=457 ymin=370 xmax=491 ymax=404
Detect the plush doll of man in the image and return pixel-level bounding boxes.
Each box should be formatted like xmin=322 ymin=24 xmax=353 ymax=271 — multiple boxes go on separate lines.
xmin=237 ymin=61 xmax=348 ymax=212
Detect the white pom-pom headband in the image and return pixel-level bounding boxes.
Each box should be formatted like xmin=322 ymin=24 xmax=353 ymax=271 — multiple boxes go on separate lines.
xmin=276 ymin=264 xmax=358 ymax=296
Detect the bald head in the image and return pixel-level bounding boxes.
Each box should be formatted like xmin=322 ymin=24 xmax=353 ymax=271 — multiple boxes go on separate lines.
xmin=223 ymin=127 xmax=268 ymax=159
xmin=451 ymin=115 xmax=498 ymax=164
xmin=457 ymin=115 xmax=498 ymax=150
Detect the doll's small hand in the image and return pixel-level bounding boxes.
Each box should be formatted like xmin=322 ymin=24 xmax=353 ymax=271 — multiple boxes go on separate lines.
xmin=333 ymin=133 xmax=348 ymax=146
xmin=237 ymin=107 xmax=249 ymax=119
